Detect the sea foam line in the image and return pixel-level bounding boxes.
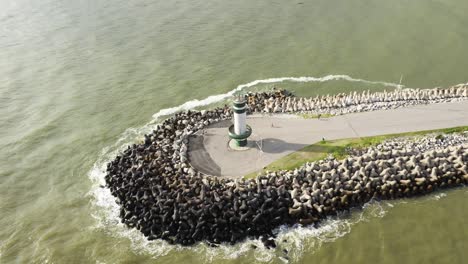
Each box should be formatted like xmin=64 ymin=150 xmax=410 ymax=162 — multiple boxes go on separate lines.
xmin=109 ymin=74 xmax=405 ymax=151
xmin=150 ymin=74 xmax=405 ymax=121
xmin=87 ymin=74 xmax=403 ymax=261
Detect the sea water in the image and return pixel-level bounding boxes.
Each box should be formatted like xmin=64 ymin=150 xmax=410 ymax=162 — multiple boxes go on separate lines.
xmin=1 ymin=0 xmax=468 ymax=263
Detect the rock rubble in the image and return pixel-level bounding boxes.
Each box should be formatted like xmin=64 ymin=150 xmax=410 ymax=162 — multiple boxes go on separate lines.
xmin=247 ymin=84 xmax=468 ymax=116
xmin=104 ymin=85 xmax=468 ymax=247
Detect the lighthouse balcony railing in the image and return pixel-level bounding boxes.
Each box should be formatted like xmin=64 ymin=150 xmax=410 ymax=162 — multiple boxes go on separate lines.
xmin=228 ymin=124 xmax=252 ymax=139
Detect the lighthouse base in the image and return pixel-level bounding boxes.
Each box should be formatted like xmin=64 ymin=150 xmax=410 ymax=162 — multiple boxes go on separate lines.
xmin=228 ymin=124 xmax=253 ymax=151
xmin=228 ymin=139 xmax=253 ymax=151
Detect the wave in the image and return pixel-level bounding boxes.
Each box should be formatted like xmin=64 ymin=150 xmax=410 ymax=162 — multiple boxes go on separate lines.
xmin=431 ymin=192 xmax=447 ymax=201
xmin=102 ymin=74 xmax=407 ymax=159
xmin=151 ymin=74 xmax=405 ymax=121
xmin=87 ymin=74 xmax=404 ymax=262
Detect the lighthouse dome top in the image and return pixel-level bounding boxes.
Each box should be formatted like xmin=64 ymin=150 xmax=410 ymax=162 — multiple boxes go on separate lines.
xmin=232 ymin=92 xmax=246 ymax=103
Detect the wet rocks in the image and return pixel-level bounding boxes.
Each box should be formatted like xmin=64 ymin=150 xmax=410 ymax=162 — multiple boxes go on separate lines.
xmin=104 ymin=85 xmax=468 ymax=248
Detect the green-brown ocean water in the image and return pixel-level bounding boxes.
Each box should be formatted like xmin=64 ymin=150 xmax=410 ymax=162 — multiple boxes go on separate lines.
xmin=1 ymin=0 xmax=468 ymax=263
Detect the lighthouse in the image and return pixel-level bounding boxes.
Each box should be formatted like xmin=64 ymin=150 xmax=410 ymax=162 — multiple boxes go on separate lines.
xmin=228 ymin=95 xmax=252 ymax=148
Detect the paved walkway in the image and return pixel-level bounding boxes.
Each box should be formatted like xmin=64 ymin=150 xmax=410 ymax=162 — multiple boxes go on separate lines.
xmin=188 ymin=101 xmax=468 ymax=177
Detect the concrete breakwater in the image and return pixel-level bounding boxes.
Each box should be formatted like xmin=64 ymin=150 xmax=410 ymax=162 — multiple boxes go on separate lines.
xmin=104 ymin=86 xmax=468 ymax=247
xmin=247 ymin=84 xmax=468 ymax=115
xmin=284 ymin=134 xmax=467 ymax=223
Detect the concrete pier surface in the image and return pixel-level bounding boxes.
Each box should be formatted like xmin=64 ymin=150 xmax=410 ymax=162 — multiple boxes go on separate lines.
xmin=188 ymin=101 xmax=468 ymax=178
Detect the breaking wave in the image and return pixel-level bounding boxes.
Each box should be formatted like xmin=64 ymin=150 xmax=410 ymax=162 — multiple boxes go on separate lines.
xmin=87 ymin=74 xmax=406 ymax=262
xmin=150 ymin=74 xmax=405 ymax=121
xmin=109 ymin=74 xmax=406 ymax=149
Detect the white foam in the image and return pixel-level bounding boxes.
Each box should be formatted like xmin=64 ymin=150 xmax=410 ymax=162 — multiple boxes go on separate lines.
xmin=430 ymin=192 xmax=447 ymax=201
xmin=151 ymin=74 xmax=405 ymax=121
xmin=106 ymin=74 xmax=408 ymax=155
xmin=87 ymin=74 xmax=404 ymax=261
xmin=87 ymin=167 xmax=390 ymax=263
xmin=363 ymin=200 xmax=388 ymax=219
